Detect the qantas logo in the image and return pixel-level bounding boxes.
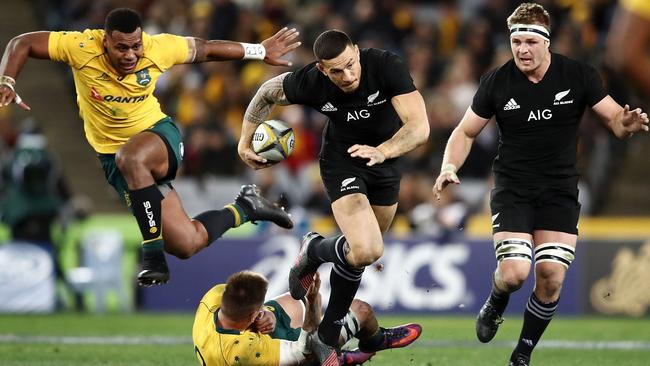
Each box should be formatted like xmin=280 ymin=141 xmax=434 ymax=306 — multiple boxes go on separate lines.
xmin=89 ymin=87 xmax=150 ymax=104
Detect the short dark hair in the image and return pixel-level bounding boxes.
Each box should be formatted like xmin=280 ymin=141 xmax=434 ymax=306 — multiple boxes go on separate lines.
xmin=313 ymin=29 xmax=353 ymax=61
xmin=221 ymin=271 xmax=268 ymax=321
xmin=105 ymin=8 xmax=142 ymax=35
xmin=507 ymin=3 xmax=551 ymax=31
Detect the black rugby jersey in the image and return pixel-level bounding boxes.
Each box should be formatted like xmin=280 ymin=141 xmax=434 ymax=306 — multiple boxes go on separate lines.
xmin=283 ymin=48 xmax=416 ymax=166
xmin=471 ymin=53 xmax=607 ymax=186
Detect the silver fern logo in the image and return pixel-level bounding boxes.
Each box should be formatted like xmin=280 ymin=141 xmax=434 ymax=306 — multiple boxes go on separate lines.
xmin=554 ymin=89 xmax=573 ymax=105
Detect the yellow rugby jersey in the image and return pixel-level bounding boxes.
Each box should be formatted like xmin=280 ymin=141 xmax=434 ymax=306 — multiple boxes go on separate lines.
xmin=622 ymin=0 xmax=650 ymax=20
xmin=48 ymin=29 xmax=188 ymax=153
xmin=193 ymin=284 xmax=281 ymax=366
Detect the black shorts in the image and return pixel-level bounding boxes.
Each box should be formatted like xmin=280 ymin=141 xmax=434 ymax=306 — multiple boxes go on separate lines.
xmin=320 ymin=158 xmax=401 ymax=205
xmin=490 ymin=184 xmax=580 ymax=235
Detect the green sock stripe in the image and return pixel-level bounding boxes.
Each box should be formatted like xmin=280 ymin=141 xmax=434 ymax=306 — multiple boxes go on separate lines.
xmin=142 ymin=238 xmax=164 ymax=252
xmin=231 ymin=203 xmax=248 ymax=224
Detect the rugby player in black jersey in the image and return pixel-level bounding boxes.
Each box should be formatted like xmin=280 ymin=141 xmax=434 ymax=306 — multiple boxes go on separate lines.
xmin=238 ymin=29 xmax=429 ymax=364
xmin=434 ymin=3 xmax=648 ymax=366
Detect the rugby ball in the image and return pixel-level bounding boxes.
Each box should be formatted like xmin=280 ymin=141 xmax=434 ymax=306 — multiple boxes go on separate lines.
xmin=251 ymin=119 xmax=295 ymax=162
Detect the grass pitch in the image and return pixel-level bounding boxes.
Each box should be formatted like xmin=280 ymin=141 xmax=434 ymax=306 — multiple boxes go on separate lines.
xmin=1 ymin=314 xmax=649 ymax=365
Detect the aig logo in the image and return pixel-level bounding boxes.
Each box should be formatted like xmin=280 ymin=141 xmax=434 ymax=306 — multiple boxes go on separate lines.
xmin=528 ymin=109 xmax=552 ymax=121
xmin=347 ymin=110 xmax=370 ymax=122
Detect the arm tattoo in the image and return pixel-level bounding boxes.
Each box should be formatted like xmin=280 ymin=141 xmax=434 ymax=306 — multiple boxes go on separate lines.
xmin=244 ymin=73 xmax=291 ymax=124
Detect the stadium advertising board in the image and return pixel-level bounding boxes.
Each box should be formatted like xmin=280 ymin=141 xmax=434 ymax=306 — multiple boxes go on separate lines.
xmin=139 ymin=235 xmax=581 ymax=314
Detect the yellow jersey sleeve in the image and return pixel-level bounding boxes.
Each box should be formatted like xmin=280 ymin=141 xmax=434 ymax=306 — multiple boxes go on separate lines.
xmin=621 ymin=0 xmax=650 ymax=21
xmin=48 ymin=29 xmax=104 ymax=69
xmin=193 ymin=285 xmax=281 ymax=366
xmin=143 ymin=33 xmax=189 ymax=71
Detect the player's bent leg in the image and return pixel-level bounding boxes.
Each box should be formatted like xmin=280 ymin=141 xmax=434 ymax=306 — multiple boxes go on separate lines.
xmin=160 ymin=190 xmax=210 ymax=258
xmin=477 ymin=234 xmax=532 ymax=343
xmin=116 ymin=132 xmax=173 ymax=286
xmin=333 ymin=194 xmax=384 ymax=267
xmin=510 ymin=232 xmax=576 ymax=364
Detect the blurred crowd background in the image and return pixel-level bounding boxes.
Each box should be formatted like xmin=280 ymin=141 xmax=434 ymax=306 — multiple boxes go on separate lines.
xmin=1 ymin=0 xmax=649 ymax=243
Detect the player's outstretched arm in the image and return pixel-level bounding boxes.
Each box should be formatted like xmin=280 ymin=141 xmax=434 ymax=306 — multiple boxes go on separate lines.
xmin=433 ymin=106 xmax=490 ymax=200
xmin=0 ymin=31 xmax=51 ymax=110
xmin=591 ymin=96 xmax=649 ymax=139
xmin=238 ymin=73 xmax=292 ymax=169
xmin=188 ymin=27 xmax=300 ymax=66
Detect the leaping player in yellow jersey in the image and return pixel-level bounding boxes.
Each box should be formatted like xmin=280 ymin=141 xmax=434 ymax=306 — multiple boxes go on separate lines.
xmin=0 ymin=8 xmax=297 ymax=286
xmin=193 ymin=271 xmax=422 ymax=366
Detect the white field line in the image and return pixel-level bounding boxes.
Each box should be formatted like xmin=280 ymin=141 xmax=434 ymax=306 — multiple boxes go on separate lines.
xmin=1 ymin=335 xmax=650 ymax=350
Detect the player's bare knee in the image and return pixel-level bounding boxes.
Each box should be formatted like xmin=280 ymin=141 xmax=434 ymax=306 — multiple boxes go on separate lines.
xmin=115 ymin=149 xmax=144 ymax=175
xmin=348 ymin=244 xmax=383 ymax=267
xmin=497 ymin=267 xmax=527 ymax=292
xmin=164 ymin=241 xmax=197 ymax=259
xmin=351 ymin=299 xmax=374 ymax=321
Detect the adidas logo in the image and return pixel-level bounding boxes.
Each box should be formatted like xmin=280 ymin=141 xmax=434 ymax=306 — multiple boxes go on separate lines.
xmin=503 ymin=98 xmax=520 ymax=111
xmin=321 ymin=102 xmax=337 ymax=112
xmin=95 ymin=72 xmax=111 ymax=81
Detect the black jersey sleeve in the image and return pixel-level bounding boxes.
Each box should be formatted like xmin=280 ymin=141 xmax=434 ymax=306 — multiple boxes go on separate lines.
xmin=282 ymin=62 xmax=318 ymax=105
xmin=471 ymin=69 xmax=497 ymax=119
xmin=583 ymin=64 xmax=607 ymax=107
xmin=382 ymin=51 xmax=417 ymax=96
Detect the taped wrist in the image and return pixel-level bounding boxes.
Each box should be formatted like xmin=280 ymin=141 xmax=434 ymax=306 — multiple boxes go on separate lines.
xmin=241 ymin=43 xmax=266 ymax=60
xmin=0 ymin=75 xmax=16 ymax=90
xmin=441 ymin=163 xmax=457 ymax=173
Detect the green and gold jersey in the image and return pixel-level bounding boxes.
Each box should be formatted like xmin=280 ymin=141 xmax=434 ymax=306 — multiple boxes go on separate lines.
xmin=193 ymin=284 xmax=282 ymax=366
xmin=622 ymin=0 xmax=650 ymax=20
xmin=48 ymin=29 xmax=188 ymax=153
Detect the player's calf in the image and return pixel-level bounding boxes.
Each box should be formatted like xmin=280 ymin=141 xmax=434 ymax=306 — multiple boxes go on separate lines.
xmin=127 ymin=184 xmax=168 ymax=286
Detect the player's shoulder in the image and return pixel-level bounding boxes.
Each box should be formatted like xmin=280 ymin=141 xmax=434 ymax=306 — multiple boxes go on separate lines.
xmin=551 ymin=52 xmax=599 ymax=82
xmin=552 ymin=52 xmax=593 ymax=71
xmin=53 ymin=29 xmax=105 ymax=53
xmin=284 ymin=61 xmax=329 ymax=101
xmin=478 ymin=59 xmax=513 ymax=89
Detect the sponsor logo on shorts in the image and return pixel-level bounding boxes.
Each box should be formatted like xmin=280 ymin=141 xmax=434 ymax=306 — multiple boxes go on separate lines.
xmin=340 ymin=177 xmax=360 ymax=192
xmin=492 ymin=212 xmax=500 ymax=228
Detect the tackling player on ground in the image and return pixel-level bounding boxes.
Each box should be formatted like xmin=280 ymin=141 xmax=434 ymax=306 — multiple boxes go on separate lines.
xmin=192 ymin=270 xmax=421 ymax=366
xmin=0 ymin=8 xmax=299 ymax=286
xmin=434 ymin=3 xmax=648 ymax=365
xmin=238 ymin=29 xmax=429 ymax=363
